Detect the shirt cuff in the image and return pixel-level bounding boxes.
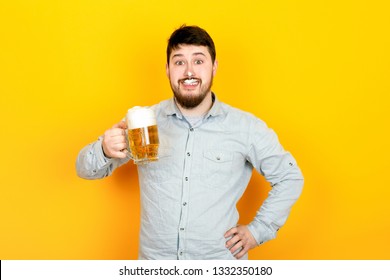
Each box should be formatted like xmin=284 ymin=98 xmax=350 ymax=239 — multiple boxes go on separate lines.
xmin=93 ymin=138 xmax=112 ymax=168
xmin=247 ymin=219 xmax=277 ymax=246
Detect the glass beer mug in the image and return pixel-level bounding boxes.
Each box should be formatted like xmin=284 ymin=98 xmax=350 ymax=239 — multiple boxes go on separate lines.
xmin=126 ymin=106 xmax=159 ymax=164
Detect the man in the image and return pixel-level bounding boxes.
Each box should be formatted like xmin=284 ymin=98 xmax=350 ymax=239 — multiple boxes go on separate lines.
xmin=76 ymin=25 xmax=304 ymax=260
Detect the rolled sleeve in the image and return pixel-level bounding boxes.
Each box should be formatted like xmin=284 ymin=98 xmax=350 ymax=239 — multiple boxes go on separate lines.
xmin=247 ymin=119 xmax=304 ymax=245
xmin=76 ymin=136 xmax=130 ymax=179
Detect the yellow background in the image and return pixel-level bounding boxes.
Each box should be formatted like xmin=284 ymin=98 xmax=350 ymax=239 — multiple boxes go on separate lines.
xmin=1 ymin=0 xmax=389 ymax=260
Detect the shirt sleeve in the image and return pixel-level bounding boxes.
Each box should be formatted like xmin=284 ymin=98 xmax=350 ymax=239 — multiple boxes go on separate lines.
xmin=246 ymin=118 xmax=304 ymax=245
xmin=76 ymin=136 xmax=131 ymax=180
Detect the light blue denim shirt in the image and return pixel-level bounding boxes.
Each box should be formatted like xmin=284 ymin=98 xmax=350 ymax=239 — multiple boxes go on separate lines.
xmin=76 ymin=95 xmax=304 ymax=260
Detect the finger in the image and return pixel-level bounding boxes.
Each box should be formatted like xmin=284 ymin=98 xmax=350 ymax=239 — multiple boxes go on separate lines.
xmin=111 ymin=142 xmax=128 ymax=151
xmin=230 ymin=240 xmax=244 ymax=254
xmin=237 ymin=226 xmax=258 ymax=249
xmin=103 ymin=137 xmax=126 ymax=151
xmin=224 ymin=227 xmax=238 ymax=238
xmin=102 ymin=134 xmax=128 ymax=154
xmin=108 ymin=128 xmax=126 ymax=137
xmin=109 ymin=134 xmax=127 ymax=144
xmin=109 ymin=150 xmax=128 ymax=159
xmin=225 ymin=234 xmax=240 ymax=248
xmin=234 ymin=246 xmax=248 ymax=259
xmin=113 ymin=121 xmax=128 ymax=130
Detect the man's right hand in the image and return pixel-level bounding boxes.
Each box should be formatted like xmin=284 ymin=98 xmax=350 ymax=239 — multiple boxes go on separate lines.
xmin=102 ymin=121 xmax=128 ymax=159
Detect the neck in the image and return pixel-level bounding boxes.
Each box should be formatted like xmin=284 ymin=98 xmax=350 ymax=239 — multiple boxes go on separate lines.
xmin=175 ymin=92 xmax=213 ymax=117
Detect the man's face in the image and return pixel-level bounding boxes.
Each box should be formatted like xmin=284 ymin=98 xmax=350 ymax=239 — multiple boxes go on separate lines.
xmin=166 ymin=44 xmax=217 ymax=109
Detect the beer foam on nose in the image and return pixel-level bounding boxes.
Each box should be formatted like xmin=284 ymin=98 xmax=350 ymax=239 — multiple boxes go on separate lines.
xmin=126 ymin=106 xmax=157 ymax=129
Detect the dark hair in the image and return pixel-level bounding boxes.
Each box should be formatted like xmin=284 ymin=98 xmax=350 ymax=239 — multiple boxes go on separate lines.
xmin=166 ymin=25 xmax=216 ymax=64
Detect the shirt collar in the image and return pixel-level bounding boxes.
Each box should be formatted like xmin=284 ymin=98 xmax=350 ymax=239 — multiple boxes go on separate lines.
xmin=165 ymin=98 xmax=184 ymax=119
xmin=206 ymin=93 xmax=224 ymax=118
xmin=164 ymin=93 xmax=224 ymax=119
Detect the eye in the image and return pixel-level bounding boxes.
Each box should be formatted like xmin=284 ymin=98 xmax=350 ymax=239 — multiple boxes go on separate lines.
xmin=174 ymin=60 xmax=185 ymax=66
xmin=194 ymin=60 xmax=203 ymax=65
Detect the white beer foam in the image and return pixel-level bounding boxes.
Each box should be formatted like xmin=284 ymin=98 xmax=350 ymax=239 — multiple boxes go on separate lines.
xmin=126 ymin=106 xmax=157 ymax=129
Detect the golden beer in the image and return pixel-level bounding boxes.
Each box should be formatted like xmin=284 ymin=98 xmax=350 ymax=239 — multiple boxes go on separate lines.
xmin=128 ymin=125 xmax=159 ymax=163
xmin=126 ymin=106 xmax=159 ymax=164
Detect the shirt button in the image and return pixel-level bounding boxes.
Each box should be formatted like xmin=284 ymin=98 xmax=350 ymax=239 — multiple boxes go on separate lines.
xmin=180 ymin=228 xmax=185 ymax=231
xmin=185 ymin=177 xmax=188 ymax=181
xmin=190 ymin=128 xmax=194 ymax=131
xmin=187 ymin=152 xmax=191 ymax=156
xmin=183 ymin=202 xmax=187 ymax=206
xmin=180 ymin=252 xmax=183 ymax=256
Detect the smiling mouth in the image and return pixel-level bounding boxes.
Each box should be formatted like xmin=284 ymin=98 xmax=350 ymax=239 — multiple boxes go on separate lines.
xmin=180 ymin=78 xmax=200 ymax=86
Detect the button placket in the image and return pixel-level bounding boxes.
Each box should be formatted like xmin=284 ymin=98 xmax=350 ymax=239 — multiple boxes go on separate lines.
xmin=177 ymin=127 xmax=195 ymax=259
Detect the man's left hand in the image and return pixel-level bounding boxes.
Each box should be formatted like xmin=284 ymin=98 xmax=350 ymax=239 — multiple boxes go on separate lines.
xmin=224 ymin=225 xmax=258 ymax=259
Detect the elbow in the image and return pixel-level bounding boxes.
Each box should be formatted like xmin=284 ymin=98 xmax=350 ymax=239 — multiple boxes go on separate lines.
xmin=76 ymin=167 xmax=107 ymax=180
xmin=76 ymin=169 xmax=92 ymax=180
xmin=296 ymin=177 xmax=304 ymax=197
xmin=75 ymin=156 xmax=103 ymax=180
xmin=75 ymin=164 xmax=95 ymax=180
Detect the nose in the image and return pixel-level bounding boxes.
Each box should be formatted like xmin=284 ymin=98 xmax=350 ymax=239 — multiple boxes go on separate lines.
xmin=185 ymin=64 xmax=195 ymax=77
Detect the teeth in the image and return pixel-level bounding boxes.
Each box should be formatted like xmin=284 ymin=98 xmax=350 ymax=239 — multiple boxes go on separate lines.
xmin=183 ymin=79 xmax=198 ymax=85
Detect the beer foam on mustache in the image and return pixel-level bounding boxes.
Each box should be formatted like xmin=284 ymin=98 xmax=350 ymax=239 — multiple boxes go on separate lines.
xmin=126 ymin=106 xmax=157 ymax=129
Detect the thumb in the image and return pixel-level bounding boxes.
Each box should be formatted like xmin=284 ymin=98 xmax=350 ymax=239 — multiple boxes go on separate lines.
xmin=113 ymin=121 xmax=127 ymax=129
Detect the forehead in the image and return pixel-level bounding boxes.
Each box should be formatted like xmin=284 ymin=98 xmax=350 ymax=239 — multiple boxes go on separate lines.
xmin=170 ymin=44 xmax=211 ymax=59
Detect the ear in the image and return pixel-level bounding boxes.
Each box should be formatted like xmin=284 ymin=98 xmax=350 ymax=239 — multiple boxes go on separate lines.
xmin=165 ymin=63 xmax=170 ymax=78
xmin=212 ymin=60 xmax=218 ymax=77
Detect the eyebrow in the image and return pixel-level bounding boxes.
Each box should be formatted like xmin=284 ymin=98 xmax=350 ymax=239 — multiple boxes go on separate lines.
xmin=171 ymin=52 xmax=207 ymax=59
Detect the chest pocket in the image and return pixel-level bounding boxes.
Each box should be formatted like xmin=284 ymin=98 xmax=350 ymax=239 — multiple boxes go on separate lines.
xmin=201 ymin=150 xmax=234 ymax=189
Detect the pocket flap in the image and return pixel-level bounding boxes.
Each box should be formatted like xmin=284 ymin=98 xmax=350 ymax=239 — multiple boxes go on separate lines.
xmin=203 ymin=150 xmax=233 ymax=163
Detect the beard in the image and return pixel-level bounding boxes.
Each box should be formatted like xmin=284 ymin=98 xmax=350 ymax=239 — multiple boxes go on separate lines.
xmin=170 ymin=75 xmax=213 ymax=109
